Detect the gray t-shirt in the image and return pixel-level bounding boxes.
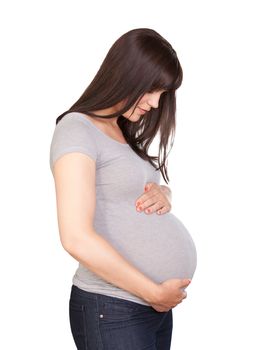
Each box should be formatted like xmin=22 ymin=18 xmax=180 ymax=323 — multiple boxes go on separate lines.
xmin=49 ymin=112 xmax=197 ymax=306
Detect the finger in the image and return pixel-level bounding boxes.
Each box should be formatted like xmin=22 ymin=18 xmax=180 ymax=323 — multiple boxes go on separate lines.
xmin=180 ymin=279 xmax=191 ymax=287
xmin=156 ymin=205 xmax=171 ymax=215
xmin=135 ymin=183 xmax=162 ymax=207
xmin=144 ymin=182 xmax=156 ymax=192
xmin=136 ymin=194 xmax=161 ymax=212
xmin=144 ymin=200 xmax=165 ymax=214
xmin=136 ymin=199 xmax=156 ymax=212
xmin=135 ymin=190 xmax=158 ymax=207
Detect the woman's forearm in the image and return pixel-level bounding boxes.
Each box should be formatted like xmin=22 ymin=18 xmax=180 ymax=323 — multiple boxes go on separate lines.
xmin=64 ymin=230 xmax=160 ymax=304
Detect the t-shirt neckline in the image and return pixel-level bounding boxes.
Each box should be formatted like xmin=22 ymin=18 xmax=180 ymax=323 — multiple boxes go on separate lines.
xmin=69 ymin=112 xmax=130 ymax=147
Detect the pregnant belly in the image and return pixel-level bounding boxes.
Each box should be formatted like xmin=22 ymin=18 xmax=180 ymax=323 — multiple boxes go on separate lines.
xmin=94 ymin=203 xmax=198 ymax=284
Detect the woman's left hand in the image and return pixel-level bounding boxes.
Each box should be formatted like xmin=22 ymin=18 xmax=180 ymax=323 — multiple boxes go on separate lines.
xmin=135 ymin=182 xmax=172 ymax=215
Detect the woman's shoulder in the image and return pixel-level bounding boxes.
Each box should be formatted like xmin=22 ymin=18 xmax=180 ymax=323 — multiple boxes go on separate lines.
xmin=49 ymin=112 xmax=99 ymax=173
xmin=56 ymin=112 xmax=95 ymax=130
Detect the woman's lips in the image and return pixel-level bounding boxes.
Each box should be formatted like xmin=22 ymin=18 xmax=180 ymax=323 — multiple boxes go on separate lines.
xmin=138 ymin=107 xmax=148 ymax=114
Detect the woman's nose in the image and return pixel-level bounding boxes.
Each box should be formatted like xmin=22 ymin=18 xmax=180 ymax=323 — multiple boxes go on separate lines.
xmin=147 ymin=92 xmax=161 ymax=109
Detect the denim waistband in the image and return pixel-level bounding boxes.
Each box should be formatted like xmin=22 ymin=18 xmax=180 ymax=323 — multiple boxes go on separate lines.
xmin=70 ymin=284 xmax=153 ymax=310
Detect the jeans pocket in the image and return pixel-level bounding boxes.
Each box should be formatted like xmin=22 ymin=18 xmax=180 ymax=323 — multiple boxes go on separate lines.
xmin=99 ymin=298 xmax=153 ymax=326
xmin=69 ymin=300 xmax=88 ymax=349
xmin=99 ymin=301 xmax=137 ymax=322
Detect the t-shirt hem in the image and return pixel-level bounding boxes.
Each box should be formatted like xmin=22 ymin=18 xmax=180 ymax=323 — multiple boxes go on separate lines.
xmin=72 ymin=275 xmax=150 ymax=306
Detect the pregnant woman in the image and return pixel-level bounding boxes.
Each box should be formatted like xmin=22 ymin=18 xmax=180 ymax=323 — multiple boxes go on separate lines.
xmin=50 ymin=28 xmax=197 ymax=350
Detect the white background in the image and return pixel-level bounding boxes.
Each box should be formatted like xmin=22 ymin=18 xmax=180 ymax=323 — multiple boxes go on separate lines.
xmin=0 ymin=0 xmax=272 ymax=349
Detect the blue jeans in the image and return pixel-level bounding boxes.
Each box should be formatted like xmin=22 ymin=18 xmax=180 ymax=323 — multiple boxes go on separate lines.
xmin=69 ymin=285 xmax=173 ymax=349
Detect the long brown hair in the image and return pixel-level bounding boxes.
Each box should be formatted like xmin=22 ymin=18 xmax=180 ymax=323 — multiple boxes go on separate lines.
xmin=56 ymin=28 xmax=183 ymax=183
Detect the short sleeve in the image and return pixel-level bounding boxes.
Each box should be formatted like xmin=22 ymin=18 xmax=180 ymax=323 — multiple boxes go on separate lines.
xmin=49 ymin=115 xmax=98 ymax=173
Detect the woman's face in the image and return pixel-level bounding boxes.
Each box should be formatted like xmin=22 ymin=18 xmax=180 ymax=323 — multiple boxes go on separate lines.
xmin=119 ymin=89 xmax=167 ymax=122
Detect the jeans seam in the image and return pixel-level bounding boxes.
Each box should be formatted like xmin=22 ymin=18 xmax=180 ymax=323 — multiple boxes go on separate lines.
xmin=95 ymin=295 xmax=104 ymax=350
xmin=82 ymin=305 xmax=89 ymax=350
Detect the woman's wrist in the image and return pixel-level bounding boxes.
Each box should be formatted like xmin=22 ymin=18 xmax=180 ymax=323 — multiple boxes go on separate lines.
xmin=143 ymin=282 xmax=162 ymax=304
xmin=160 ymin=185 xmax=172 ymax=202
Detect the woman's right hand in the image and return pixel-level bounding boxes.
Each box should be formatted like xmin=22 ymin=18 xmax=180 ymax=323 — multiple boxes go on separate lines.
xmin=149 ymin=278 xmax=191 ymax=312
